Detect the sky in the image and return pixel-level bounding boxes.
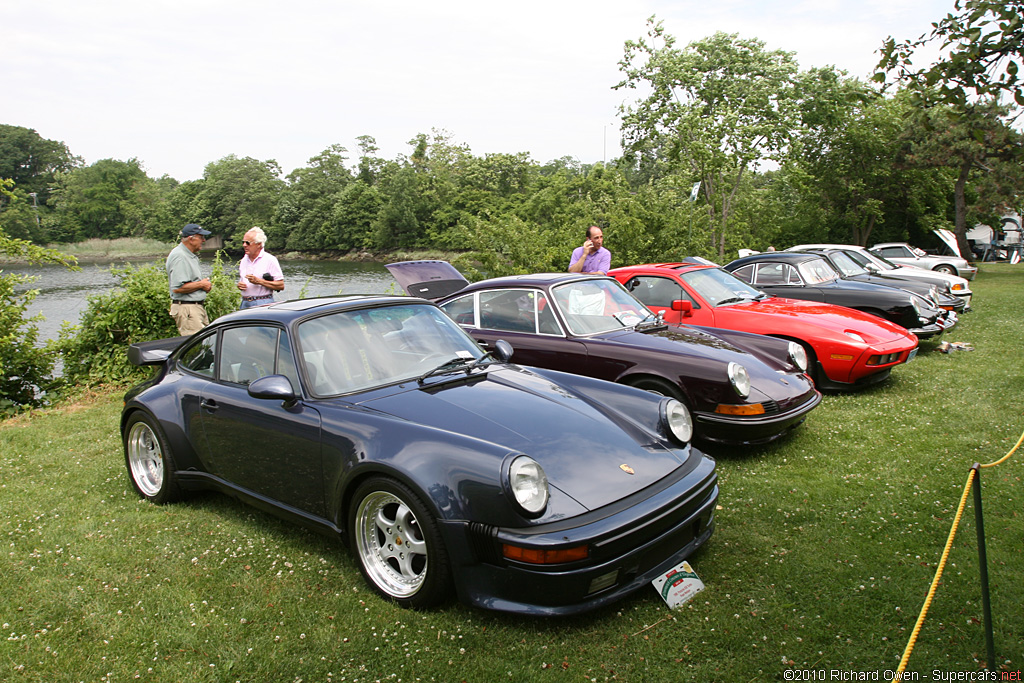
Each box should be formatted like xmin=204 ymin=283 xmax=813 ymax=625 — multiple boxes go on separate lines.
xmin=3 ymin=0 xmax=955 ymax=182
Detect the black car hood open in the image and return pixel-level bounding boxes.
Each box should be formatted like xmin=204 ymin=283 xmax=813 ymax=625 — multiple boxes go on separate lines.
xmin=359 ymin=367 xmax=689 ymax=511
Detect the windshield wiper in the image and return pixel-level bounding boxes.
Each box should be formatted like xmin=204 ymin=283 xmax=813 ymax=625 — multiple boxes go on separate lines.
xmin=418 ymin=351 xmax=500 ymax=384
xmin=716 ymin=297 xmax=746 ymax=306
xmin=417 ymin=357 xmax=472 ymax=383
xmin=634 ymin=311 xmax=667 ymax=331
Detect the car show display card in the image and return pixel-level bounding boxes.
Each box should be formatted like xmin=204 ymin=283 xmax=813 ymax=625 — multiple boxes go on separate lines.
xmin=652 ymin=560 xmax=705 ymax=609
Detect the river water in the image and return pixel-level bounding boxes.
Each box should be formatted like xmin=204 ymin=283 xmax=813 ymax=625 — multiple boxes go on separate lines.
xmin=7 ymin=257 xmax=398 ymax=343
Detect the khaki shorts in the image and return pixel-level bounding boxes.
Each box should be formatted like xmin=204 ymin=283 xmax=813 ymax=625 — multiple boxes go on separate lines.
xmin=169 ymin=302 xmax=209 ymax=336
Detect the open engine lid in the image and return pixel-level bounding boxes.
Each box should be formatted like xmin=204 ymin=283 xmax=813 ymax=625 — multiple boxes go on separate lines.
xmin=385 ymin=260 xmax=469 ymax=301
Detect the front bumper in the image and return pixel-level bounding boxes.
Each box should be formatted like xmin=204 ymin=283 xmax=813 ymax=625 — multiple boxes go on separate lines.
xmin=694 ymin=385 xmax=821 ymax=445
xmin=442 ymin=453 xmax=719 ymax=615
xmin=908 ymin=321 xmax=944 ymax=339
xmin=823 ymin=336 xmax=918 ymax=388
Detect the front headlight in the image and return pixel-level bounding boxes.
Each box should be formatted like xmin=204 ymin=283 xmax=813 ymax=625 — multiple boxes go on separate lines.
xmin=508 ymin=456 xmax=548 ymax=516
xmin=929 ymin=286 xmax=940 ymax=304
xmin=662 ymin=398 xmax=693 ymax=444
xmin=727 ymin=362 xmax=751 ymax=398
xmin=844 ymin=331 xmax=866 ymax=343
xmin=910 ymin=295 xmax=922 ymax=317
xmin=787 ymin=342 xmax=808 ymax=372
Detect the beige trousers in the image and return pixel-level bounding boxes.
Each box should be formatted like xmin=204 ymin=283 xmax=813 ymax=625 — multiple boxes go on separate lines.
xmin=169 ymin=302 xmax=209 ymax=336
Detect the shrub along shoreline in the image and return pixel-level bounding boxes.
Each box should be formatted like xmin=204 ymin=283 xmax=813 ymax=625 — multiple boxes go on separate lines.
xmin=1 ymin=263 xmax=1022 ymax=680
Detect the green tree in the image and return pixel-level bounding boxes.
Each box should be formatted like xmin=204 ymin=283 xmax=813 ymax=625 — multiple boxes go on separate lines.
xmin=787 ymin=77 xmax=913 ymax=246
xmin=901 ymin=98 xmax=1024 ymax=255
xmin=277 ymin=145 xmax=352 ymax=251
xmin=47 ymin=158 xmax=158 ymax=242
xmin=372 ymin=167 xmax=422 ymax=250
xmin=0 ymin=184 xmax=47 ymax=242
xmin=617 ymin=23 xmax=802 ymax=259
xmin=876 ymin=0 xmax=1024 ymax=107
xmin=191 ymin=155 xmax=285 ymax=246
xmin=355 ymin=135 xmax=385 ymax=185
xmin=0 ymin=125 xmax=80 ymax=208
xmin=324 ymin=181 xmax=382 ymax=251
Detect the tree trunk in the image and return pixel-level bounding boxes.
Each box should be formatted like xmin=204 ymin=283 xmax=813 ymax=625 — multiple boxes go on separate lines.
xmin=953 ymin=158 xmax=975 ymax=263
xmin=853 ymin=214 xmax=876 ymax=247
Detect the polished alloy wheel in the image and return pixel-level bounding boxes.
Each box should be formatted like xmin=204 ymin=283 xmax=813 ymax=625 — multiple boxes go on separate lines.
xmin=355 ymin=490 xmax=428 ymax=598
xmin=127 ymin=421 xmax=164 ymax=498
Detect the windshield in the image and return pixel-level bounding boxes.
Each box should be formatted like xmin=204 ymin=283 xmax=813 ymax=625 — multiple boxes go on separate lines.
xmin=827 ymin=251 xmax=869 ymax=277
xmin=550 ymin=278 xmax=652 ymax=335
xmin=680 ymin=267 xmax=763 ymax=306
xmin=846 ymin=249 xmax=896 ymax=271
xmin=297 ymin=303 xmax=484 ymax=395
xmin=797 ymin=257 xmax=840 ymax=285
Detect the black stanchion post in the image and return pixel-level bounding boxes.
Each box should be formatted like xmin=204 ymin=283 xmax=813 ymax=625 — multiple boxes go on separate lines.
xmin=972 ymin=464 xmax=996 ymax=669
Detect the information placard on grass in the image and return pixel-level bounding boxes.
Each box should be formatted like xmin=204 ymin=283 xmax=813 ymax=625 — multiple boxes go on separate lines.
xmin=652 ymin=560 xmax=705 ymax=609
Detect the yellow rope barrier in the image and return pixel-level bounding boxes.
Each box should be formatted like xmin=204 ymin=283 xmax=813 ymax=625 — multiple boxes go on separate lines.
xmin=890 ymin=427 xmax=1023 ymax=681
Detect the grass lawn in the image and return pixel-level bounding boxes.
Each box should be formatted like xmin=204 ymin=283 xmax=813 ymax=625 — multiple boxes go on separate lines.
xmin=2 ymin=264 xmax=1022 ymax=682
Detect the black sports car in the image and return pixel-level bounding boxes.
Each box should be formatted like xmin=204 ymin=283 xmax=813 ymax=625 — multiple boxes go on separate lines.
xmin=794 ymin=247 xmax=965 ymax=315
xmin=386 ymin=261 xmax=820 ymax=445
xmin=121 ymin=296 xmax=718 ymax=615
xmin=724 ymin=252 xmax=951 ymax=339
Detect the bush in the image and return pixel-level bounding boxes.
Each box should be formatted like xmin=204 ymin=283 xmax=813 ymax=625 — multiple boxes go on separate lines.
xmin=0 ymin=273 xmax=55 ymax=415
xmin=54 ymin=251 xmax=239 ymax=385
xmin=0 ymin=179 xmax=78 ymax=414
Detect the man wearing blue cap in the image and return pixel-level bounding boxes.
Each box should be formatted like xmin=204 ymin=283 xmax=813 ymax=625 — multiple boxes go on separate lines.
xmin=166 ymin=223 xmax=213 ymax=335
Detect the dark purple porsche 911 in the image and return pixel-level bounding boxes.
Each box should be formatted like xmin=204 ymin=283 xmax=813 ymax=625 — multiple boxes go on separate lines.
xmin=386 ymin=261 xmax=821 ymax=446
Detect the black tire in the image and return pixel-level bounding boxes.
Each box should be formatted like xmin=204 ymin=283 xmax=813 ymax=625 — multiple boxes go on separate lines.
xmin=123 ymin=411 xmax=182 ymax=504
xmin=933 ymin=264 xmax=957 ymax=275
xmin=626 ymin=376 xmax=686 ymax=402
xmin=349 ymin=477 xmax=453 ymax=609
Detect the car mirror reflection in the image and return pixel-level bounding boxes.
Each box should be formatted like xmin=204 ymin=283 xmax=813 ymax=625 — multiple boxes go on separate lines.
xmin=248 ymin=374 xmax=298 ymax=403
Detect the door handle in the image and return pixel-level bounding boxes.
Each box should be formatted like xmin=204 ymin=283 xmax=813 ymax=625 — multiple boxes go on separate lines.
xmin=200 ymin=399 xmax=218 ymax=411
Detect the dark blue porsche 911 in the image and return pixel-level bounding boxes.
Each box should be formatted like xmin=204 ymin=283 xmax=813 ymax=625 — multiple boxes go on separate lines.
xmin=121 ymin=295 xmax=718 ymax=615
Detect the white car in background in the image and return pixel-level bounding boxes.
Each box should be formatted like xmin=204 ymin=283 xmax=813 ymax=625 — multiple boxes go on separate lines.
xmin=786 ymin=243 xmax=973 ymax=309
xmin=870 ymin=230 xmax=978 ymax=280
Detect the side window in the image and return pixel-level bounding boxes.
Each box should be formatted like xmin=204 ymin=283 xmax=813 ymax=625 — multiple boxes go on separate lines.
xmin=751 ymin=263 xmax=801 ymax=285
xmin=879 ymin=247 xmax=905 ymax=259
xmin=730 ymin=265 xmax=754 ymax=283
xmin=439 ymin=294 xmax=476 ymax=327
xmin=478 ymin=290 xmax=536 ymax=333
xmin=536 ymin=292 xmax=561 ymax=335
xmin=276 ymin=330 xmax=300 ymax=390
xmin=626 ymin=276 xmax=688 ymax=308
xmin=219 ymin=326 xmax=280 ymax=385
xmin=179 ymin=335 xmax=216 ymax=377
xmin=752 ymin=263 xmax=786 ymax=285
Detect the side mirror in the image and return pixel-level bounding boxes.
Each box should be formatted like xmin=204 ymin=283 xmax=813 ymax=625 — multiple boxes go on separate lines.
xmin=492 ymin=339 xmax=514 ymax=362
xmin=248 ymin=374 xmax=299 ymax=405
xmin=671 ymin=300 xmax=694 ymax=317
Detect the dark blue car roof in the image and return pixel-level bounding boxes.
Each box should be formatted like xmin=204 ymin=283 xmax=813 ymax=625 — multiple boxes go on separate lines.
xmin=213 ymin=295 xmax=421 ymax=325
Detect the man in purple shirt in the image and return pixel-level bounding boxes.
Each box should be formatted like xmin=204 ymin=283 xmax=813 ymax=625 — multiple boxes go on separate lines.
xmin=568 ymin=226 xmax=611 ymax=275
